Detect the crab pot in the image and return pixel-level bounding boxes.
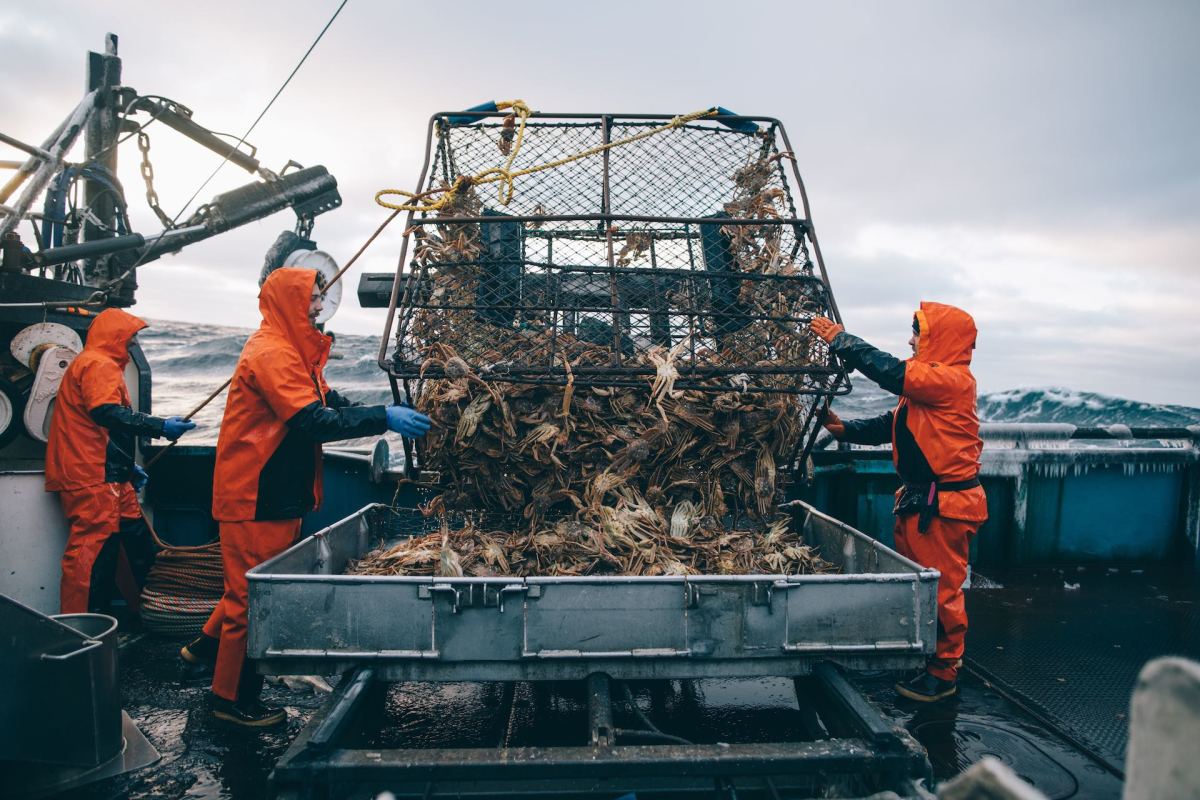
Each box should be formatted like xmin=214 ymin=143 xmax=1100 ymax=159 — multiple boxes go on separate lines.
xmin=385 ymin=113 xmax=848 ymax=391
xmin=246 ymin=502 xmax=938 ymax=682
xmin=379 ymin=112 xmax=852 ymax=481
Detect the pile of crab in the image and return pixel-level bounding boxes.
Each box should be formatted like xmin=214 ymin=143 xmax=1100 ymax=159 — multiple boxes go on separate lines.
xmin=349 ymin=513 xmax=832 ymax=578
xmin=350 ymin=339 xmax=835 ymax=578
xmin=414 ymin=336 xmax=800 ymax=527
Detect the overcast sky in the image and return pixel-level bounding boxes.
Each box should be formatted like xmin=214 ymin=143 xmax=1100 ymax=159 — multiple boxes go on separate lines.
xmin=3 ymin=1 xmax=1197 ymax=405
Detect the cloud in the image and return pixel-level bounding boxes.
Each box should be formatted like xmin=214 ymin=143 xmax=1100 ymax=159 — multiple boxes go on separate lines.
xmin=3 ymin=1 xmax=1198 ymax=405
xmin=827 ymin=219 xmax=1200 ymax=403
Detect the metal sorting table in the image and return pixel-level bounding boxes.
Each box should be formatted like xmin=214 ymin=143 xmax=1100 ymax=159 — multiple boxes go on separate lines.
xmin=248 ymin=501 xmax=938 ymax=681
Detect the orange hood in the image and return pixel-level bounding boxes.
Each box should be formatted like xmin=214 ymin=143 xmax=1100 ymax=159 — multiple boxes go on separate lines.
xmin=258 ymin=268 xmax=331 ymax=373
xmin=84 ymin=308 xmax=147 ymax=366
xmin=912 ymin=301 xmax=976 ymax=366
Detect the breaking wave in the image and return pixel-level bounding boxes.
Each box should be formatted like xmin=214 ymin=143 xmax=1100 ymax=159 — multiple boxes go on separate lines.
xmin=834 ymin=383 xmax=1200 ymax=428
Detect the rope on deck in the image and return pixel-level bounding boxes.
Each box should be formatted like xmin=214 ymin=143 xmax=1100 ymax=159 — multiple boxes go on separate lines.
xmin=139 ymin=520 xmax=224 ymax=638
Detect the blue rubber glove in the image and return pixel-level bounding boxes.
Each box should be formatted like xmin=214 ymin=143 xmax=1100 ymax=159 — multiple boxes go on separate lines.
xmin=162 ymin=416 xmax=196 ymax=441
xmin=131 ymin=464 xmax=149 ymax=491
xmin=386 ymin=405 xmax=431 ymax=438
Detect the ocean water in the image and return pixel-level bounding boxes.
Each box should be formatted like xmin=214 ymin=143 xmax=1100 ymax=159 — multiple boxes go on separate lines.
xmin=140 ymin=320 xmax=393 ymax=445
xmin=138 ymin=319 xmax=1200 ymax=445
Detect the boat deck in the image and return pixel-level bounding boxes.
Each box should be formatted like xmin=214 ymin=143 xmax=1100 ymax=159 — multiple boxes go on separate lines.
xmin=45 ymin=563 xmax=1183 ymax=800
xmin=965 ymin=564 xmax=1200 ymax=775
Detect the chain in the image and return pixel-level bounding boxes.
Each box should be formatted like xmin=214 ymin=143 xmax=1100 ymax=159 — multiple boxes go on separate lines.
xmin=295 ymin=214 xmax=314 ymax=238
xmin=137 ymin=131 xmax=175 ymax=230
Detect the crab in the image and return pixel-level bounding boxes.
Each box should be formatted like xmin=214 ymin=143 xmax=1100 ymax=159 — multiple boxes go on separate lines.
xmin=454 ymin=393 xmax=493 ymax=445
xmin=645 ymin=337 xmax=691 ymax=424
xmin=615 ymin=231 xmax=653 ymax=266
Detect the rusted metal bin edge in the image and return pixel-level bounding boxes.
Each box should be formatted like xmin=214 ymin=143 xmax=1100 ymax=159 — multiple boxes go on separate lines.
xmin=247 ymin=502 xmax=938 ymax=681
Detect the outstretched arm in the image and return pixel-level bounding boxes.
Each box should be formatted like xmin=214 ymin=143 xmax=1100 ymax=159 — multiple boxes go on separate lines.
xmin=89 ymin=404 xmax=167 ymax=438
xmin=81 ymin=360 xmax=194 ymax=440
xmin=823 ymin=408 xmax=895 ymax=446
xmin=828 ymin=332 xmax=905 ymax=396
xmin=287 ymin=402 xmax=388 ymax=443
xmin=287 ymin=403 xmax=431 ymax=442
xmin=255 ymin=348 xmax=430 ymax=444
xmin=810 ymin=317 xmax=904 ymax=396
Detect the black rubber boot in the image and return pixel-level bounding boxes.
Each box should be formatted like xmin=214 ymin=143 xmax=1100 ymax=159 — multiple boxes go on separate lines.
xmin=87 ymin=536 xmax=122 ymax=614
xmin=895 ymin=670 xmax=957 ymax=702
xmin=212 ymin=662 xmax=286 ymax=728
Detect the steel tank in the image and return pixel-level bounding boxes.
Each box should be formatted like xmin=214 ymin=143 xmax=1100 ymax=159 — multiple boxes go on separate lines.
xmin=0 ymin=595 xmax=122 ymax=768
xmin=49 ymin=612 xmax=123 ymax=766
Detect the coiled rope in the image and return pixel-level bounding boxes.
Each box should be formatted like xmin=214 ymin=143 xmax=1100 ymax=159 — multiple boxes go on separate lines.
xmin=139 ymin=519 xmax=223 ymax=638
xmin=374 ymin=103 xmax=719 ymax=214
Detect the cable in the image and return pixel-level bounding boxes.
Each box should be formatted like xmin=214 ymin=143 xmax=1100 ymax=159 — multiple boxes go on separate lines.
xmin=172 ymin=0 xmax=349 ymax=223
xmin=139 ymin=517 xmax=223 ymax=637
xmin=616 ymin=681 xmax=694 ymax=745
xmin=104 ymin=0 xmax=349 ymax=294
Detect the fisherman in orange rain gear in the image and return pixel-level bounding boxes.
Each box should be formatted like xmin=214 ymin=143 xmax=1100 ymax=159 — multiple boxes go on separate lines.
xmin=810 ymin=302 xmax=987 ymax=702
xmin=45 ymin=308 xmax=197 ymax=615
xmin=182 ymin=267 xmax=430 ymax=728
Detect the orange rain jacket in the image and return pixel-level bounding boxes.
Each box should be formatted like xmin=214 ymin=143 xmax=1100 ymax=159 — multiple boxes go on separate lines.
xmin=828 ymin=301 xmax=987 ymax=524
xmin=211 ymin=268 xmax=387 ymax=522
xmin=45 ymin=308 xmax=166 ymax=491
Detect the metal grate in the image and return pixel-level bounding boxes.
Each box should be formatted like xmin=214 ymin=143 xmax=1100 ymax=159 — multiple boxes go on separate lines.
xmin=381 ymin=113 xmax=848 ymax=397
xmin=966 ymin=570 xmax=1200 ymax=774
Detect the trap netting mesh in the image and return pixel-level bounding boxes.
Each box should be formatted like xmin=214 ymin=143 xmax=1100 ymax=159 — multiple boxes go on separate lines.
xmin=380 ymin=112 xmax=848 ymax=515
xmin=386 ymin=114 xmax=848 ymax=397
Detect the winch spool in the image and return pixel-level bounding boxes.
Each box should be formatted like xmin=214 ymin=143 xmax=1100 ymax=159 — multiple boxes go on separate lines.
xmin=10 ymin=323 xmax=83 ymax=370
xmin=0 ymin=376 xmax=24 ymax=448
xmin=259 ymin=231 xmax=343 ymax=325
xmin=7 ymin=323 xmax=84 ymax=444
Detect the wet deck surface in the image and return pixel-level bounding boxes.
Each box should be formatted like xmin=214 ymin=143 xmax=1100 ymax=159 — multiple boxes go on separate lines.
xmin=859 ymin=672 xmax=1122 ymax=799
xmin=965 ymin=563 xmax=1200 ymax=774
xmin=51 ymin=636 xmax=325 ymax=800
xmin=47 ymin=604 xmax=1128 ymax=799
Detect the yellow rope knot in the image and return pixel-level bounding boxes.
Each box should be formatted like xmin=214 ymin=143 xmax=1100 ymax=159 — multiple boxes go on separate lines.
xmin=374 ymin=173 xmax=475 ymax=214
xmin=497 ymin=99 xmax=532 ymax=118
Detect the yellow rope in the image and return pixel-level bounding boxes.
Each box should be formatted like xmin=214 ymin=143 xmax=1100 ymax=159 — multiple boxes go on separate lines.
xmin=375 ymin=103 xmax=719 ymax=214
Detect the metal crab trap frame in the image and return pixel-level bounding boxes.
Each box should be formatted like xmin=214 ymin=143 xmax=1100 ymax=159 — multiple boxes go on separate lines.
xmin=376 ymin=109 xmax=852 ymax=475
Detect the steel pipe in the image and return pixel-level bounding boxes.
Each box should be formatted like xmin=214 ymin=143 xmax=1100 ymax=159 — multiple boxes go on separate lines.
xmin=0 ymin=91 xmax=97 ymax=236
